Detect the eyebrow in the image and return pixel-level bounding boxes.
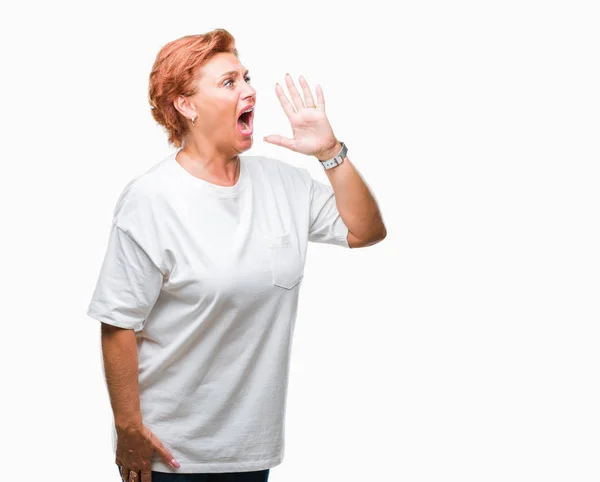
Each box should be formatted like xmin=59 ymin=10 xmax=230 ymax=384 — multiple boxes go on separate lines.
xmin=218 ymin=69 xmax=250 ymax=80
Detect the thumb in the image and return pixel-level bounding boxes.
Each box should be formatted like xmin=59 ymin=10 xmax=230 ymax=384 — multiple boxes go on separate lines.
xmin=148 ymin=428 xmax=180 ymax=469
xmin=263 ymin=135 xmax=296 ymax=151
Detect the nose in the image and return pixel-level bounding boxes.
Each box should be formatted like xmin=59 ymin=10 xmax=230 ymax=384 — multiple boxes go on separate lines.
xmin=242 ymin=81 xmax=256 ymax=100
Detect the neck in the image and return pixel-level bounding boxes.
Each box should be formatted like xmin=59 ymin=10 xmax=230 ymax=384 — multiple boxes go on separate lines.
xmin=180 ymin=135 xmax=240 ymax=184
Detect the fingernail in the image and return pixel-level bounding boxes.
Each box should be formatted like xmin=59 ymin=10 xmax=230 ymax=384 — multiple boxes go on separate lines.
xmin=171 ymin=458 xmax=180 ymax=468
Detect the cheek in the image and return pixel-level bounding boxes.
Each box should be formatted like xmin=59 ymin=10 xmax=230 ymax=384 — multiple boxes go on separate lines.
xmin=200 ymin=93 xmax=237 ymax=127
xmin=203 ymin=106 xmax=231 ymax=129
xmin=218 ymin=103 xmax=238 ymax=125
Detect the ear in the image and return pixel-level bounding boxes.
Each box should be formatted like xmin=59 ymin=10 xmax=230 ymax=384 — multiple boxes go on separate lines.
xmin=173 ymin=95 xmax=195 ymax=120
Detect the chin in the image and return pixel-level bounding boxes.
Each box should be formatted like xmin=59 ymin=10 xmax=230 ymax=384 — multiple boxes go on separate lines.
xmin=240 ymin=137 xmax=253 ymax=148
xmin=233 ymin=138 xmax=253 ymax=155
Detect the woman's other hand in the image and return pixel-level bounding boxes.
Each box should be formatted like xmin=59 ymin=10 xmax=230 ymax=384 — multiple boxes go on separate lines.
xmin=115 ymin=422 xmax=180 ymax=482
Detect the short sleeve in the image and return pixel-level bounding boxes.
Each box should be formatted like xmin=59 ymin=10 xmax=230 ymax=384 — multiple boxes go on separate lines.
xmin=308 ymin=175 xmax=351 ymax=248
xmin=86 ymin=221 xmax=164 ymax=331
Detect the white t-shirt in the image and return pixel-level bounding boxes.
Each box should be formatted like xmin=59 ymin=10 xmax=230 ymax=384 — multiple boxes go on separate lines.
xmin=86 ymin=148 xmax=351 ymax=473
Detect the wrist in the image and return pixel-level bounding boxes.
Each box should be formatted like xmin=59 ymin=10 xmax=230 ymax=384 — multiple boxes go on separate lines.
xmin=316 ymin=141 xmax=342 ymax=161
xmin=114 ymin=413 xmax=143 ymax=430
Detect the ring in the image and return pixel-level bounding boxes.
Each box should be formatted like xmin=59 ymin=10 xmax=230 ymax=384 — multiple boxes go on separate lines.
xmin=306 ymin=104 xmax=316 ymax=109
xmin=129 ymin=470 xmax=138 ymax=479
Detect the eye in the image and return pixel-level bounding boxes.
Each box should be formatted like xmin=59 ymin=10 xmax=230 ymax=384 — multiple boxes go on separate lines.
xmin=224 ymin=76 xmax=251 ymax=88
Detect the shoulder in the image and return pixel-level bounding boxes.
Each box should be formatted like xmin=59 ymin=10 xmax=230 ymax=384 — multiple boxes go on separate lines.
xmin=112 ymin=154 xmax=174 ymax=223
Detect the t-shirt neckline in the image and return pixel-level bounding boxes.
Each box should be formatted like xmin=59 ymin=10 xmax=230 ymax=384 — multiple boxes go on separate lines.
xmin=168 ymin=147 xmax=248 ymax=198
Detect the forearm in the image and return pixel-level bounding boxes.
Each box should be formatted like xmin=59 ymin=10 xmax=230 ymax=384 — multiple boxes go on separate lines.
xmin=317 ymin=142 xmax=387 ymax=243
xmin=100 ymin=323 xmax=143 ymax=429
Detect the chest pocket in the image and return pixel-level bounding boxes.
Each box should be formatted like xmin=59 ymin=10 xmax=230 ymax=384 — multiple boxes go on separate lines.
xmin=267 ymin=232 xmax=304 ymax=289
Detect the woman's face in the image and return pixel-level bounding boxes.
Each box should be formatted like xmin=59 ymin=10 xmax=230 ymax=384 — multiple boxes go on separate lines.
xmin=182 ymin=52 xmax=256 ymax=155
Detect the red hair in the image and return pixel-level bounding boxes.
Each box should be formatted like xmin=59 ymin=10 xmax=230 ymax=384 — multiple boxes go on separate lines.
xmin=148 ymin=29 xmax=239 ymax=147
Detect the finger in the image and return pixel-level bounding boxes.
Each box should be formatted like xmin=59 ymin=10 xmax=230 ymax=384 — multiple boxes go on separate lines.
xmin=263 ymin=134 xmax=297 ymax=151
xmin=141 ymin=468 xmax=152 ymax=482
xmin=316 ymin=84 xmax=326 ymax=112
xmin=128 ymin=468 xmax=141 ymax=482
xmin=139 ymin=458 xmax=152 ymax=482
xmin=150 ymin=430 xmax=179 ymax=468
xmin=275 ymin=83 xmax=296 ymax=119
xmin=285 ymin=73 xmax=306 ymax=110
xmin=298 ymin=76 xmax=316 ymax=108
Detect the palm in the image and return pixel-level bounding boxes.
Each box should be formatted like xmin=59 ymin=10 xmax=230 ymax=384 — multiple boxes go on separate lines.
xmin=264 ymin=74 xmax=338 ymax=158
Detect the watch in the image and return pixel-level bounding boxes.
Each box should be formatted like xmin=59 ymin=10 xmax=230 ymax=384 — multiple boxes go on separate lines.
xmin=318 ymin=141 xmax=347 ymax=169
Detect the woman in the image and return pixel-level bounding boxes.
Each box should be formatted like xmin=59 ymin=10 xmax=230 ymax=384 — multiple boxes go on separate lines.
xmin=87 ymin=28 xmax=386 ymax=482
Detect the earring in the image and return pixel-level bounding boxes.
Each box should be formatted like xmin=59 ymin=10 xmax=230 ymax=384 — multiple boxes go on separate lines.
xmin=191 ymin=116 xmax=196 ymax=127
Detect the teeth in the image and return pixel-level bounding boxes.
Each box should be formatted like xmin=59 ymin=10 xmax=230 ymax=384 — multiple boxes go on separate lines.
xmin=238 ymin=107 xmax=253 ymax=132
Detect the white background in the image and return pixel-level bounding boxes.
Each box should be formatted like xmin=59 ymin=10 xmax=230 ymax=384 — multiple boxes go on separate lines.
xmin=1 ymin=1 xmax=599 ymax=481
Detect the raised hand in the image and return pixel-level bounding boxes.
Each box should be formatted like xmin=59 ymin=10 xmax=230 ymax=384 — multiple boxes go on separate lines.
xmin=263 ymin=73 xmax=340 ymax=159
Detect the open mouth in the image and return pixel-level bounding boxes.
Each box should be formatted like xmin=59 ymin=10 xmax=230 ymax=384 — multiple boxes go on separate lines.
xmin=237 ymin=109 xmax=254 ymax=136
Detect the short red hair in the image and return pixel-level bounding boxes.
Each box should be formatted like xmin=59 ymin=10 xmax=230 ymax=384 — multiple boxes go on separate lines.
xmin=148 ymin=28 xmax=239 ymax=147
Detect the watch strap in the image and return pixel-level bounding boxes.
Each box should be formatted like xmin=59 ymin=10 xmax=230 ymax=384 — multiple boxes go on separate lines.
xmin=319 ymin=142 xmax=347 ymax=169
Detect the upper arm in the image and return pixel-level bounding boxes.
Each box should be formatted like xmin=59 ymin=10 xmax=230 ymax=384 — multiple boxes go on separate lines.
xmin=347 ymin=230 xmax=361 ymax=249
xmin=306 ymin=171 xmax=352 ymax=248
xmin=347 ymin=229 xmax=387 ymax=249
xmin=87 ymin=222 xmax=164 ymax=331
